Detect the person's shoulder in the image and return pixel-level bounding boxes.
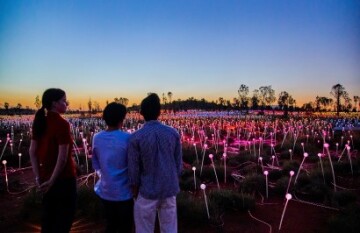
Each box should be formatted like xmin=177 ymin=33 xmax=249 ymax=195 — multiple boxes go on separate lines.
xmin=162 ymin=124 xmax=180 ymax=136
xmin=116 ymin=130 xmax=131 ymax=139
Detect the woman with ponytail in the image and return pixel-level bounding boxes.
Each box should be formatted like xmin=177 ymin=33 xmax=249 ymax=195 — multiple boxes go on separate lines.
xmin=29 ymin=88 xmax=77 ymax=233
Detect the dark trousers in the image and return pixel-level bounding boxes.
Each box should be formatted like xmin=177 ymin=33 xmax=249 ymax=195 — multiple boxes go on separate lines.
xmin=41 ymin=178 xmax=77 ymax=233
xmin=101 ymin=198 xmax=134 ymax=233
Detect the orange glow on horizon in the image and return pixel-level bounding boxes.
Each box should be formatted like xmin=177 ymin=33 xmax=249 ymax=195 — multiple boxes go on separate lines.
xmin=1 ymin=90 xmax=317 ymax=110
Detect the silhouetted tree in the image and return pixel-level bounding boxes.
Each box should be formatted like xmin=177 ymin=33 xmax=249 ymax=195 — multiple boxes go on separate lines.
xmin=315 ymin=96 xmax=333 ymax=111
xmin=330 ymin=83 xmax=348 ymax=116
xmin=238 ymin=84 xmax=249 ymax=111
xmin=34 ymin=95 xmax=41 ymax=109
xmin=354 ymin=96 xmax=360 ymax=111
xmin=259 ymin=86 xmax=276 ymax=110
xmin=114 ymin=97 xmax=129 ymax=106
xmin=278 ymin=91 xmax=293 ymax=116
xmin=88 ymin=98 xmax=92 ymax=113
xmin=251 ymin=89 xmax=260 ymax=110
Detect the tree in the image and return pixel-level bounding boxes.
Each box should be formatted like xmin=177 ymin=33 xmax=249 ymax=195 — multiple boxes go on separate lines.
xmin=354 ymin=96 xmax=360 ymax=111
xmin=88 ymin=98 xmax=92 ymax=113
xmin=162 ymin=93 xmax=167 ymax=105
xmin=167 ymin=92 xmax=173 ymax=104
xmin=278 ymin=91 xmax=291 ymax=116
xmin=238 ymin=84 xmax=249 ymax=110
xmin=4 ymin=102 xmax=9 ymax=111
xmin=232 ymin=98 xmax=240 ymax=108
xmin=16 ymin=103 xmax=22 ymax=109
xmin=302 ymin=102 xmax=314 ymax=112
xmin=34 ymin=95 xmax=41 ymax=109
xmin=330 ymin=83 xmax=348 ymax=116
xmin=93 ymin=101 xmax=101 ymax=112
xmin=259 ymin=86 xmax=276 ymax=109
xmin=218 ymin=97 xmax=225 ymax=106
xmin=315 ymin=96 xmax=333 ymax=111
xmin=251 ymin=89 xmax=260 ymax=110
xmin=114 ymin=97 xmax=129 ymax=106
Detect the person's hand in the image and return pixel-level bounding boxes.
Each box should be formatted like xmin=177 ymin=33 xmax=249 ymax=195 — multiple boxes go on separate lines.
xmin=35 ymin=177 xmax=40 ymax=187
xmin=132 ymin=186 xmax=139 ymax=200
xmin=39 ymin=179 xmax=54 ymax=193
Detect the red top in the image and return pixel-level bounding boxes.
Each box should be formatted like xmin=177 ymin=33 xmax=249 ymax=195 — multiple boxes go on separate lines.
xmin=33 ymin=111 xmax=76 ymax=181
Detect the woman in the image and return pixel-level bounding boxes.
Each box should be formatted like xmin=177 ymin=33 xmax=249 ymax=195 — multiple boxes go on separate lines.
xmin=92 ymin=102 xmax=133 ymax=233
xmin=29 ymin=88 xmax=77 ymax=233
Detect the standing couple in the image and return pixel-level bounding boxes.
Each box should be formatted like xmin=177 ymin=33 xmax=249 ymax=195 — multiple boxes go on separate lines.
xmin=92 ymin=93 xmax=183 ymax=233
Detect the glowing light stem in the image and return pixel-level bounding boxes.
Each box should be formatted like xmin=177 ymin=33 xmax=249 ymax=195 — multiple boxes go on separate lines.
xmin=192 ymin=167 xmax=197 ymax=190
xmin=82 ymin=138 xmax=89 ymax=173
xmin=10 ymin=142 xmax=13 ymax=155
xmin=286 ymin=171 xmax=295 ymax=194
xmin=340 ymin=136 xmax=344 ymax=147
xmin=2 ymin=160 xmax=8 ymax=191
xmin=209 ymin=154 xmax=220 ymax=189
xmin=259 ymin=157 xmax=264 ymax=172
xmin=292 ymin=133 xmax=298 ymax=152
xmin=253 ymin=139 xmax=256 ymax=157
xmin=301 ymin=143 xmax=305 ymax=154
xmin=325 ymin=144 xmax=337 ymax=192
xmin=18 ymin=153 xmax=22 ymax=169
xmin=264 ymin=171 xmax=269 ymax=199
xmin=72 ymin=140 xmax=80 ymax=165
xmin=0 ymin=138 xmax=10 ymax=161
xmin=318 ymin=153 xmax=325 ymax=184
xmin=337 ymin=146 xmax=347 ymax=162
xmin=294 ymin=153 xmax=308 ymax=185
xmin=281 ymin=130 xmax=288 ymax=148
xmin=223 ymin=153 xmax=227 ymax=183
xmin=335 ymin=143 xmax=338 ymax=156
xmin=346 ymin=146 xmax=353 ymax=175
xmin=18 ymin=139 xmax=23 ymax=151
xmin=279 ymin=194 xmax=292 ymax=230
xmin=200 ymin=144 xmax=208 ymax=176
xmin=193 ymin=143 xmax=199 ymax=164
xmin=200 ymin=184 xmax=210 ymax=219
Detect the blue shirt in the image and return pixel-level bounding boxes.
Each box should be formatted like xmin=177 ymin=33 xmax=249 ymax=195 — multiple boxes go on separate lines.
xmin=92 ymin=130 xmax=132 ymax=201
xmin=128 ymin=120 xmax=183 ymax=199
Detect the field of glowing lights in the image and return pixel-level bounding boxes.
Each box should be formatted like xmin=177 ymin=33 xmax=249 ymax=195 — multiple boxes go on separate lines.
xmin=0 ymin=111 xmax=359 ymax=233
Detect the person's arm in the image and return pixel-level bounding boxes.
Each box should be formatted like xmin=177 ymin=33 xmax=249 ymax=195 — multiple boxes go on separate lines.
xmin=127 ymin=137 xmax=140 ymax=198
xmin=29 ymin=140 xmax=40 ymax=186
xmin=174 ymin=134 xmax=183 ymax=176
xmin=39 ymin=144 xmax=69 ymax=193
xmin=91 ymin=136 xmax=101 ymax=177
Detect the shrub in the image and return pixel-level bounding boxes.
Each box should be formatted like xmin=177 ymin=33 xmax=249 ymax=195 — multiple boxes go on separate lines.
xmin=281 ymin=160 xmax=300 ymax=175
xmin=227 ymin=154 xmax=253 ymax=167
xmin=19 ymin=188 xmax=42 ymax=222
xmin=208 ymin=189 xmax=255 ymax=213
xmin=331 ymin=190 xmax=357 ymax=208
xmin=177 ymin=192 xmax=208 ymax=227
xmin=328 ymin=205 xmax=360 ymax=233
xmin=77 ymin=185 xmax=103 ymax=219
xmin=238 ymin=174 xmax=265 ymax=195
xmin=274 ymin=176 xmax=290 ymax=195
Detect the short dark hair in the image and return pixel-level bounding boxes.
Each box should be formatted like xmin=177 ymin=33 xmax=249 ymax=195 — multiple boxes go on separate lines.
xmin=140 ymin=93 xmax=161 ymax=121
xmin=103 ymin=102 xmax=127 ymax=127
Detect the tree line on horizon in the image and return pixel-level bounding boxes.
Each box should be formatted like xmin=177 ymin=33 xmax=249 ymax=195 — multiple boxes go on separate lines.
xmin=1 ymin=83 xmax=359 ymax=116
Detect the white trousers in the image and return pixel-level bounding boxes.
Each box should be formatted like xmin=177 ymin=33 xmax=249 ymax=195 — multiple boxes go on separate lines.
xmin=134 ymin=194 xmax=177 ymax=233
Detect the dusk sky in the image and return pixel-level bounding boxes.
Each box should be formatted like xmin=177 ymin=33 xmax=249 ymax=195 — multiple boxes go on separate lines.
xmin=0 ymin=0 xmax=359 ymax=109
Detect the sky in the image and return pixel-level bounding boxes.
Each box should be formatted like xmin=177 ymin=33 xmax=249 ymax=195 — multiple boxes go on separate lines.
xmin=0 ymin=0 xmax=359 ymax=109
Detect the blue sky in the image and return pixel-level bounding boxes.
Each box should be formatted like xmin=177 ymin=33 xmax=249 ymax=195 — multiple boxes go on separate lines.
xmin=0 ymin=0 xmax=359 ymax=109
